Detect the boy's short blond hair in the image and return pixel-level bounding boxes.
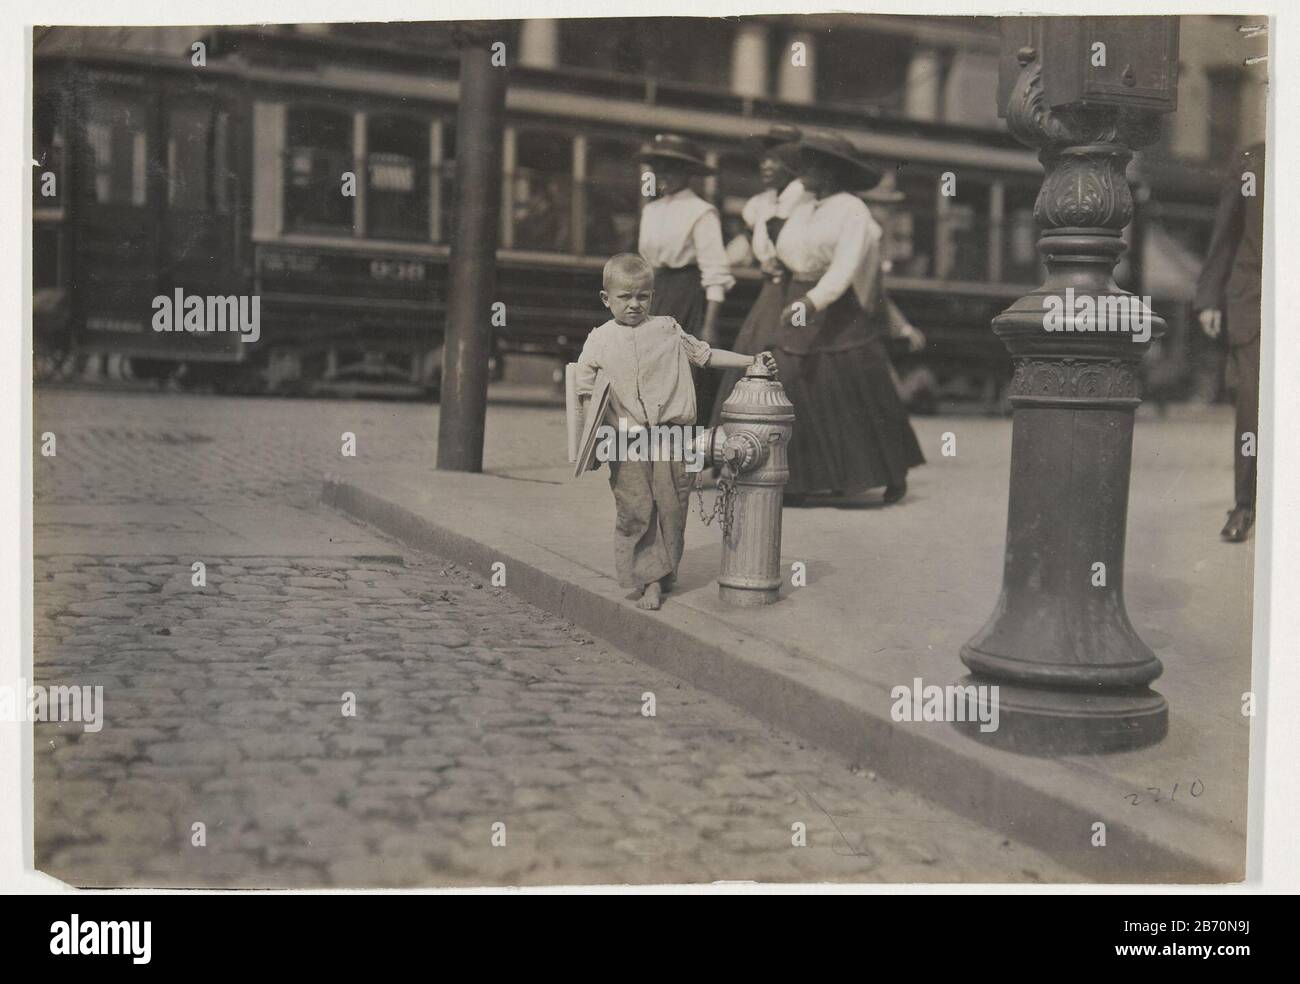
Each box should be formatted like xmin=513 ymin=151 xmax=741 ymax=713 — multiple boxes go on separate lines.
xmin=602 ymin=253 xmax=654 ymax=290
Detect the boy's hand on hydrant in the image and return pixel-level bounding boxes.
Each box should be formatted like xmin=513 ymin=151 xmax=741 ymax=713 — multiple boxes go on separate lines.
xmin=754 ymin=351 xmax=778 ymax=375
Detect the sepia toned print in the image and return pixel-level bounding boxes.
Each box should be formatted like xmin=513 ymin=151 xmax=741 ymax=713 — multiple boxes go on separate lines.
xmin=29 ymin=14 xmax=1266 ymax=887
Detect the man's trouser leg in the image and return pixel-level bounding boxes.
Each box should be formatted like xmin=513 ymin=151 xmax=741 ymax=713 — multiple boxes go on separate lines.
xmin=1230 ymin=338 xmax=1260 ymax=509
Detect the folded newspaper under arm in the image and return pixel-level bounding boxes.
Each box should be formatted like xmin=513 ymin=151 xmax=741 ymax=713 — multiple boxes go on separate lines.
xmin=565 ymin=364 xmax=611 ymax=478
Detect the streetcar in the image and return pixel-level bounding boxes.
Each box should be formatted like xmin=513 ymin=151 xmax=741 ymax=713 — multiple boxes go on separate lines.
xmin=32 ymin=24 xmax=1218 ymax=406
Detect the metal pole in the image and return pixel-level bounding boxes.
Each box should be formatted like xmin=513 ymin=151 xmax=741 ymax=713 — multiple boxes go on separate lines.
xmin=437 ymin=35 xmax=507 ymax=472
xmin=958 ymin=22 xmax=1179 ymax=755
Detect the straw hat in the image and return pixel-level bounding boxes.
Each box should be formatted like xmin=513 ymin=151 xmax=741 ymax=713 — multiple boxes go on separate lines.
xmin=635 ymin=133 xmax=715 ymax=175
xmin=744 ymin=123 xmax=802 ymax=155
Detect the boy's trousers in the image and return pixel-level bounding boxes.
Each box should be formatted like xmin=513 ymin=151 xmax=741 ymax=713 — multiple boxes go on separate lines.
xmin=607 ymin=458 xmax=693 ymax=590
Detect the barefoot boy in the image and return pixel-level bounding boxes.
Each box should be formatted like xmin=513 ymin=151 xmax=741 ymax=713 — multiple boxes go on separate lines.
xmin=575 ymin=253 xmax=775 ymax=610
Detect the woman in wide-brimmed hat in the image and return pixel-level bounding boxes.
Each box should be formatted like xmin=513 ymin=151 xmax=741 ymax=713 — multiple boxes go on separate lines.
xmin=709 ymin=125 xmax=813 ymax=426
xmin=636 ymin=133 xmax=735 ymax=420
xmin=770 ymin=130 xmax=924 ymax=504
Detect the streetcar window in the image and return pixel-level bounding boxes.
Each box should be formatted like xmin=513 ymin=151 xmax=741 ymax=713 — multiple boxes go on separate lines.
xmin=213 ymin=111 xmax=231 ymax=214
xmin=436 ymin=122 xmax=456 ymax=243
xmin=512 ymin=129 xmax=572 ymax=253
xmin=861 ymin=180 xmax=904 ymax=278
xmin=284 ymin=105 xmax=355 ymax=233
xmin=33 ymin=88 xmax=63 ymax=208
xmin=167 ymin=104 xmax=216 ymax=213
xmin=1001 ymin=182 xmax=1040 ymax=285
xmin=367 ymin=114 xmax=429 ymax=241
xmin=582 ymin=137 xmax=641 ymax=256
xmin=716 ymin=150 xmax=765 ymax=268
xmin=893 ymin=169 xmax=937 ymax=279
xmin=34 ymin=226 xmax=60 ymax=289
xmin=938 ymin=178 xmax=990 ymax=282
xmin=85 ymin=95 xmax=149 ymax=207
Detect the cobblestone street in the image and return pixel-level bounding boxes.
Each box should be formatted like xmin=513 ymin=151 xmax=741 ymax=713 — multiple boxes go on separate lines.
xmin=31 ymin=387 xmax=1078 ymax=886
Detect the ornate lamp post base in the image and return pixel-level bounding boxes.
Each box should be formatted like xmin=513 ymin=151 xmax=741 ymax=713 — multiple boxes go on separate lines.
xmin=953 ymin=675 xmax=1167 ymax=756
xmin=958 ymin=23 xmax=1180 ymax=755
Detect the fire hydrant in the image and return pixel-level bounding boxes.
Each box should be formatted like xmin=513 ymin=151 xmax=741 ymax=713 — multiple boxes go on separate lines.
xmin=696 ymin=361 xmax=794 ymax=606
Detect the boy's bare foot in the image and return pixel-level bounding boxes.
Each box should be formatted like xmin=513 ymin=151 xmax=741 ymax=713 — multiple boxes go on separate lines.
xmin=636 ymin=581 xmax=663 ymax=610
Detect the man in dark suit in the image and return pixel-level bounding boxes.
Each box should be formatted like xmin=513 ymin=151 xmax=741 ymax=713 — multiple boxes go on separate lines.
xmin=1195 ymin=143 xmax=1264 ymax=542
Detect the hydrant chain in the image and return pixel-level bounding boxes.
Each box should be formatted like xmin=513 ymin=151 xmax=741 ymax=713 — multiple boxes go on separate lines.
xmin=696 ymin=465 xmax=738 ymax=538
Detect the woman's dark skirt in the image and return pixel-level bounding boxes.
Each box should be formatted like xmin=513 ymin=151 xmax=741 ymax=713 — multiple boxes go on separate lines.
xmin=773 ymin=283 xmax=925 ymax=496
xmin=651 ymin=264 xmax=711 ymax=421
xmin=651 ymin=264 xmax=705 ymax=330
xmin=709 ymin=274 xmax=785 ymax=425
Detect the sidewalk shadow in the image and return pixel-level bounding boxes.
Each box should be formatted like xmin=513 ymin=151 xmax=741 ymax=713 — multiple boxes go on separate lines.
xmin=793 ymin=492 xmax=887 ymax=510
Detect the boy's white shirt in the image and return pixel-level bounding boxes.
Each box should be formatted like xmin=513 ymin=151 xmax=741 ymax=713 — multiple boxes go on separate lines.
xmin=574 ymin=315 xmax=712 ymax=427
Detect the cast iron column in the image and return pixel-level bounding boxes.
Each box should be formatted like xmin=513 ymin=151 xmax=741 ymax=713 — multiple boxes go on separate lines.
xmin=437 ymin=30 xmax=508 ymax=472
xmin=959 ymin=44 xmax=1172 ymax=754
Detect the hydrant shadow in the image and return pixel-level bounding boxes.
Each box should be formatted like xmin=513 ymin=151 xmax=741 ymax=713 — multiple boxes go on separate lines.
xmin=801 ymin=491 xmax=893 ymax=509
xmin=676 ymin=544 xmax=838 ymax=594
xmin=674 ymin=544 xmax=727 ymax=595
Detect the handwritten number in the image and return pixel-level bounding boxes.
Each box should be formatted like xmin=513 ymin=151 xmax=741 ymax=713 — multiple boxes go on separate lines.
xmin=1126 ymin=780 xmax=1205 ymax=805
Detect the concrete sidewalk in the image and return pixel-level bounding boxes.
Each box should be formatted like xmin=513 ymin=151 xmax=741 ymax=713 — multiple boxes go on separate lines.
xmin=324 ymin=407 xmax=1253 ymax=882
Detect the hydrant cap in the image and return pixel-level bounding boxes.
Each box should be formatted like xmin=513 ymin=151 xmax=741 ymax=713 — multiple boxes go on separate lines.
xmin=722 ymin=369 xmax=795 ymax=419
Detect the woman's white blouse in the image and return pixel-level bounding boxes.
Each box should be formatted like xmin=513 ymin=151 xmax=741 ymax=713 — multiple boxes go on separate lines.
xmin=775 ymin=191 xmax=883 ymax=312
xmin=743 ymin=179 xmax=812 ymax=265
xmin=638 ymin=188 xmax=736 ymax=303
